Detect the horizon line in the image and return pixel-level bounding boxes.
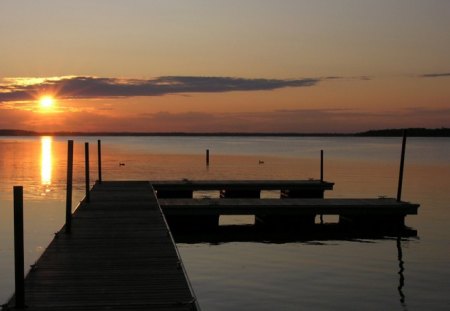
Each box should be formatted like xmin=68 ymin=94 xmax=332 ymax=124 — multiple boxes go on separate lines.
xmin=0 ymin=128 xmax=449 ymax=137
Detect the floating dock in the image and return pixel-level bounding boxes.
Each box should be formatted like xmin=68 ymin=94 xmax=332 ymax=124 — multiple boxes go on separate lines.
xmin=160 ymin=197 xmax=419 ymax=229
xmin=152 ymin=179 xmax=334 ymax=198
xmin=152 ymin=180 xmax=417 ymax=230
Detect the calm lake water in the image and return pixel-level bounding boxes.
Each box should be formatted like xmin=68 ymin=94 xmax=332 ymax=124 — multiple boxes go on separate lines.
xmin=1 ymin=136 xmax=449 ymax=310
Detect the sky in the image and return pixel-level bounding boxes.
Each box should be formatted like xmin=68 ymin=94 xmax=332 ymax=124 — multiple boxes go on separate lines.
xmin=1 ymin=0 xmax=449 ymax=133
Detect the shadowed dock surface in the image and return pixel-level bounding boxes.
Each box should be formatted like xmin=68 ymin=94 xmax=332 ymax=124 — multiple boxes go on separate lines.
xmin=5 ymin=181 xmax=198 ymax=311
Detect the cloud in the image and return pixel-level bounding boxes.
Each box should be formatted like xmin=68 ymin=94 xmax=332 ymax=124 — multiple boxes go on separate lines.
xmin=322 ymin=75 xmax=371 ymax=81
xmin=0 ymin=75 xmax=320 ymax=102
xmin=420 ymin=72 xmax=450 ymax=78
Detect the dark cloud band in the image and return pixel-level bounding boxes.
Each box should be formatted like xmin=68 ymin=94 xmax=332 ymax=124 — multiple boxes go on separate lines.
xmin=0 ymin=76 xmax=320 ymax=102
xmin=421 ymin=73 xmax=450 ymax=78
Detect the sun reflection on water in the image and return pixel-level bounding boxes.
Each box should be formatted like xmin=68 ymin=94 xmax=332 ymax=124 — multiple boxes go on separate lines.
xmin=41 ymin=136 xmax=53 ymax=193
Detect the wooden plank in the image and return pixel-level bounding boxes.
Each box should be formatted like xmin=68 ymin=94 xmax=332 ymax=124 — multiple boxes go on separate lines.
xmin=5 ymin=181 xmax=199 ymax=311
xmin=159 ymin=198 xmax=419 ymax=216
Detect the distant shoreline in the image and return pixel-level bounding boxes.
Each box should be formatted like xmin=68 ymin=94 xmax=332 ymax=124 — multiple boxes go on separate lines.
xmin=0 ymin=128 xmax=449 ymax=137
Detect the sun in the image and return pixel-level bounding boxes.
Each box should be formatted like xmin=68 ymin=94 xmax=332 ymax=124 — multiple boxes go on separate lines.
xmin=39 ymin=96 xmax=54 ymax=110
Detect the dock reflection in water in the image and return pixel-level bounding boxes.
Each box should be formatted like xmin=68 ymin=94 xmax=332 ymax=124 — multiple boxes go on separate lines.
xmin=174 ymin=223 xmax=415 ymax=311
xmin=397 ymin=237 xmax=407 ymax=309
xmin=171 ymin=223 xmax=418 ymax=244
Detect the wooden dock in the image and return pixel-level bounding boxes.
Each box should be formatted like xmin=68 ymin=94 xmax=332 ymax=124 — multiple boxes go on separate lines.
xmin=4 ymin=181 xmax=199 ymax=311
xmin=160 ymin=197 xmax=419 ymax=229
xmin=4 ymin=179 xmax=419 ymax=310
xmin=159 ymin=198 xmax=419 ymax=216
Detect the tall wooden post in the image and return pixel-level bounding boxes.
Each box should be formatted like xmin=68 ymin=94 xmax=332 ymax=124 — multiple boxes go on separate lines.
xmin=85 ymin=142 xmax=90 ymax=203
xmin=14 ymin=186 xmax=25 ymax=308
xmin=98 ymin=140 xmax=102 ymax=184
xmin=320 ymin=150 xmax=324 ymax=182
xmin=397 ymin=130 xmax=407 ymax=202
xmin=65 ymin=140 xmax=73 ymax=233
xmin=206 ymin=149 xmax=210 ymax=166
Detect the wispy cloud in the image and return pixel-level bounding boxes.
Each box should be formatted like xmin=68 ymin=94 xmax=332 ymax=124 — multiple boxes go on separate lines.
xmin=420 ymin=72 xmax=450 ymax=78
xmin=0 ymin=76 xmax=320 ymax=102
xmin=322 ymin=75 xmax=371 ymax=81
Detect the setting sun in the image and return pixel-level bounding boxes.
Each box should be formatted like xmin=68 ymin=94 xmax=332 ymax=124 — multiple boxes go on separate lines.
xmin=39 ymin=96 xmax=54 ymax=109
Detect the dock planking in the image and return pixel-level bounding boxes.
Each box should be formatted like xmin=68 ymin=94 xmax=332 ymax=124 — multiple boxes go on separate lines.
xmin=5 ymin=181 xmax=199 ymax=311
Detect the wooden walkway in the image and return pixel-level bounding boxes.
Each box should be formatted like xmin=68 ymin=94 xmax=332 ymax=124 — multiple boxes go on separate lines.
xmin=5 ymin=181 xmax=199 ymax=311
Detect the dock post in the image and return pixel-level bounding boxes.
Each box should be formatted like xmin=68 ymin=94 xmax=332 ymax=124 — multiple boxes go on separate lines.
xmin=66 ymin=140 xmax=74 ymax=233
xmin=320 ymin=150 xmax=324 ymax=182
xmin=98 ymin=139 xmax=102 ymax=184
xmin=206 ymin=149 xmax=210 ymax=166
xmin=320 ymin=150 xmax=324 ymax=224
xmin=13 ymin=186 xmax=25 ymax=308
xmin=397 ymin=130 xmax=407 ymax=202
xmin=85 ymin=142 xmax=90 ymax=203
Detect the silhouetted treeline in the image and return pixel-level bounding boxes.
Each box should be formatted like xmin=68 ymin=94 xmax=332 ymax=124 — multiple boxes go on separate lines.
xmin=0 ymin=129 xmax=39 ymax=136
xmin=0 ymin=129 xmax=341 ymax=137
xmin=356 ymin=128 xmax=450 ymax=137
xmin=0 ymin=128 xmax=449 ymax=137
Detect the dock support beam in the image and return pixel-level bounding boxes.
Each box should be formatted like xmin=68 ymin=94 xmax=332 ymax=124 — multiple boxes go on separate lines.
xmin=66 ymin=140 xmax=73 ymax=233
xmin=85 ymin=142 xmax=90 ymax=203
xmin=156 ymin=186 xmax=200 ymax=228
xmin=220 ymin=189 xmax=261 ymax=198
xmin=98 ymin=140 xmax=102 ymax=184
xmin=165 ymin=215 xmax=219 ymax=232
xmin=275 ymin=181 xmax=324 ymax=227
xmin=14 ymin=186 xmax=25 ymax=309
xmin=255 ymin=214 xmax=316 ymax=229
xmin=397 ymin=130 xmax=407 ymax=202
xmin=156 ymin=190 xmax=193 ymax=199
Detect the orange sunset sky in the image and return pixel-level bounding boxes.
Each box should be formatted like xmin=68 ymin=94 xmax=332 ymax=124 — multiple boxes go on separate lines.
xmin=1 ymin=1 xmax=449 ymax=133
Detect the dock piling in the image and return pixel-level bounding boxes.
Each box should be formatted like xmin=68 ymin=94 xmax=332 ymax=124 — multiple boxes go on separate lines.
xmin=206 ymin=149 xmax=210 ymax=166
xmin=320 ymin=150 xmax=324 ymax=182
xmin=65 ymin=140 xmax=73 ymax=233
xmin=98 ymin=140 xmax=102 ymax=184
xmin=13 ymin=186 xmax=25 ymax=308
xmin=397 ymin=130 xmax=407 ymax=202
xmin=85 ymin=142 xmax=90 ymax=203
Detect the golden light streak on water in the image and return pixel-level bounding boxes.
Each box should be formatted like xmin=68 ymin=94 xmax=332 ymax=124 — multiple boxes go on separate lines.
xmin=41 ymin=136 xmax=53 ymax=188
